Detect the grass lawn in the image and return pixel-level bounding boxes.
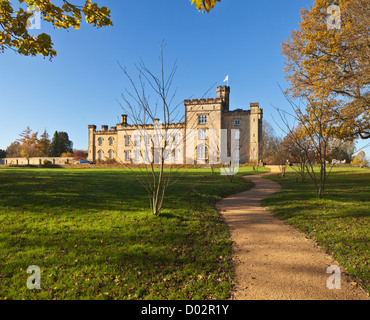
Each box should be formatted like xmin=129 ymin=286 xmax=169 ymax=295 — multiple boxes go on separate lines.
xmin=262 ymin=167 xmax=370 ymax=294
xmin=0 ymin=165 xmax=268 ymax=300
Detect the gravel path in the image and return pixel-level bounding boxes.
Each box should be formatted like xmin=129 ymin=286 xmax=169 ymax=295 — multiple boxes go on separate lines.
xmin=216 ymin=173 xmax=369 ymax=300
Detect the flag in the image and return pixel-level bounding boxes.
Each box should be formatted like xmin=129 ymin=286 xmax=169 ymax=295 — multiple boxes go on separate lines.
xmin=223 ymin=75 xmax=228 ymax=82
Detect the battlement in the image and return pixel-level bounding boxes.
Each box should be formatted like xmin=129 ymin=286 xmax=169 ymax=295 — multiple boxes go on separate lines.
xmin=184 ymin=97 xmax=222 ymax=105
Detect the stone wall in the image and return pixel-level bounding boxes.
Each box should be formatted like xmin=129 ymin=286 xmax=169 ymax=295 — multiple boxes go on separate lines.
xmin=0 ymin=157 xmax=77 ymax=166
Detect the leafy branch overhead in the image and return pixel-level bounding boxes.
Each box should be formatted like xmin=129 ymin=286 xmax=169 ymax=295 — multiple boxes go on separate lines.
xmin=190 ymin=0 xmax=221 ymax=13
xmin=0 ymin=0 xmax=221 ymax=59
xmin=0 ymin=0 xmax=113 ymax=59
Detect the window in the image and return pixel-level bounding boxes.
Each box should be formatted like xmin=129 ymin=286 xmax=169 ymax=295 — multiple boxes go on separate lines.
xmin=174 ymin=149 xmax=180 ymax=162
xmin=98 ymin=150 xmax=103 ymax=160
xmin=134 ymin=135 xmax=140 ymax=146
xmin=124 ymin=151 xmax=130 ymax=161
xmin=154 ymin=134 xmax=160 ymax=146
xmin=125 ymin=136 xmax=130 ymax=146
xmin=143 ymin=150 xmax=151 ymax=163
xmin=198 ymin=129 xmax=207 ymax=140
xmin=154 ymin=150 xmax=160 ymax=164
xmin=163 ymin=149 xmax=170 ymax=161
xmin=164 ymin=132 xmax=171 ymax=145
xmin=173 ymin=134 xmax=180 ymax=145
xmin=197 ymin=145 xmax=208 ymax=160
xmin=198 ymin=115 xmax=208 ymax=124
xmin=145 ymin=135 xmax=151 ymax=146
xmin=108 ymin=150 xmax=114 ymax=159
xmin=134 ymin=150 xmax=140 ymax=162
xmin=234 ymin=119 xmax=241 ymax=126
xmin=108 ymin=137 xmax=114 ymax=145
xmin=235 ymin=130 xmax=240 ymax=140
xmin=98 ymin=138 xmax=103 ymax=146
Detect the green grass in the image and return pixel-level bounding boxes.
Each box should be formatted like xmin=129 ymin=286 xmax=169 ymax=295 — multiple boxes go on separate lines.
xmin=0 ymin=166 xmax=268 ymax=300
xmin=262 ymin=167 xmax=370 ymax=294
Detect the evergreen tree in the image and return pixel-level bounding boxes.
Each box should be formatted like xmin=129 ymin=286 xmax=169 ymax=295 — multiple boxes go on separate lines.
xmin=37 ymin=129 xmax=51 ymax=156
xmin=58 ymin=132 xmax=73 ymax=155
xmin=50 ymin=131 xmax=60 ymax=157
xmin=50 ymin=131 xmax=73 ymax=157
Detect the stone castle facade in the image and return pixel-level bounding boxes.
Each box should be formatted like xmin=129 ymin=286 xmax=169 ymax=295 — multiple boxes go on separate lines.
xmin=88 ymin=86 xmax=262 ymax=164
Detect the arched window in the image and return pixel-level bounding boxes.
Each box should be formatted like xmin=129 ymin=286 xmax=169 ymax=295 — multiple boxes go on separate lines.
xmin=98 ymin=150 xmax=103 ymax=160
xmin=108 ymin=137 xmax=114 ymax=146
xmin=98 ymin=138 xmax=103 ymax=146
xmin=108 ymin=150 xmax=114 ymax=159
xmin=196 ymin=145 xmax=208 ymax=160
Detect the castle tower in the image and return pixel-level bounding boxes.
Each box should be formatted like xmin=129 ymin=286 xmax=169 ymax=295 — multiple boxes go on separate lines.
xmin=88 ymin=125 xmax=96 ymax=161
xmin=216 ymin=86 xmax=230 ymax=112
xmin=249 ymin=102 xmax=262 ymax=163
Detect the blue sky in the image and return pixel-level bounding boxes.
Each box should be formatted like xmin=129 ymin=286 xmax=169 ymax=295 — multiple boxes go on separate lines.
xmin=0 ymin=0 xmax=368 ymax=155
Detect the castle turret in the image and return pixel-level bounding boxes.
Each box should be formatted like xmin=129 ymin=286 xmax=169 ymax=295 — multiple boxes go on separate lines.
xmin=249 ymin=103 xmax=263 ymax=163
xmin=216 ymin=86 xmax=230 ymax=112
xmin=88 ymin=125 xmax=96 ymax=162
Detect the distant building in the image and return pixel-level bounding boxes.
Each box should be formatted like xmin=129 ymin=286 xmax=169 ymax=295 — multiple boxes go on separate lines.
xmin=88 ymin=86 xmax=262 ymax=164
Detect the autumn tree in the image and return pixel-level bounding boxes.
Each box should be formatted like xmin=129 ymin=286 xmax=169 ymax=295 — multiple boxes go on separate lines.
xmin=351 ymin=151 xmax=369 ymax=167
xmin=0 ymin=0 xmax=223 ymax=59
xmin=72 ymin=149 xmax=88 ymax=160
xmin=0 ymin=0 xmax=113 ymax=59
xmin=281 ymin=0 xmax=370 ymax=140
xmin=17 ymin=126 xmax=39 ymax=158
xmin=5 ymin=141 xmax=21 ymax=157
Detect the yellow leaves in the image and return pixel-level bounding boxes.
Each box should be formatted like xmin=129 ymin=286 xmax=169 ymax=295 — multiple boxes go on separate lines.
xmin=190 ymin=0 xmax=221 ymax=13
xmin=0 ymin=0 xmax=112 ymax=59
xmin=282 ymin=0 xmax=370 ymax=140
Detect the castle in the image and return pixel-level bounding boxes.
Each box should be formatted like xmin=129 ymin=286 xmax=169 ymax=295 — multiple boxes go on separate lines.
xmin=87 ymin=86 xmax=262 ymax=164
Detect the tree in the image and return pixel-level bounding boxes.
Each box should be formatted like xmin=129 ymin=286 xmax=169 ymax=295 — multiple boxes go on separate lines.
xmin=17 ymin=126 xmax=39 ymax=158
xmin=72 ymin=149 xmax=88 ymax=160
xmin=281 ymin=125 xmax=314 ymax=182
xmin=0 ymin=149 xmax=6 ymax=158
xmin=261 ymin=120 xmax=283 ymax=165
xmin=0 ymin=0 xmax=223 ymax=59
xmin=50 ymin=131 xmax=59 ymax=157
xmin=5 ymin=141 xmax=21 ymax=157
xmin=0 ymin=0 xmax=113 ymax=59
xmin=351 ymin=151 xmax=368 ymax=167
xmin=36 ymin=129 xmax=51 ymax=156
xmin=276 ymin=94 xmax=336 ymax=198
xmin=50 ymin=131 xmax=73 ymax=157
xmin=328 ymin=138 xmax=356 ymax=163
xmin=118 ymin=44 xmax=189 ymax=216
xmin=281 ymin=0 xmax=370 ymax=140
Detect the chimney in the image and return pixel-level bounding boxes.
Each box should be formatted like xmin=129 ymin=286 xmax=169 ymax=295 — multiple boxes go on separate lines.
xmin=121 ymin=114 xmax=127 ymax=125
xmin=101 ymin=125 xmax=108 ymax=131
xmin=216 ymin=86 xmax=230 ymax=111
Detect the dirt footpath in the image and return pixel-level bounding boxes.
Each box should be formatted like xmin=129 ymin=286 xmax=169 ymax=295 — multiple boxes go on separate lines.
xmin=216 ymin=173 xmax=369 ymax=300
